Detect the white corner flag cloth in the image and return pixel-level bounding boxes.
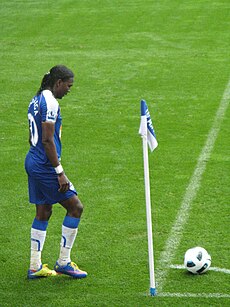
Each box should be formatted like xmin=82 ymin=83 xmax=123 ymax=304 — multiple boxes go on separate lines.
xmin=139 ymin=99 xmax=158 ymax=151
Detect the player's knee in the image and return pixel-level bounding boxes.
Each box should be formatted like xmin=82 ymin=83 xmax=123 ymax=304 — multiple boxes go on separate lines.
xmin=60 ymin=196 xmax=83 ymax=218
xmin=72 ymin=198 xmax=83 ymax=217
xmin=36 ymin=205 xmax=52 ymax=221
xmin=70 ymin=197 xmax=83 ymax=218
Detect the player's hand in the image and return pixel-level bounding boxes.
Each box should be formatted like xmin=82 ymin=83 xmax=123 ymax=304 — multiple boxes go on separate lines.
xmin=57 ymin=172 xmax=70 ymax=193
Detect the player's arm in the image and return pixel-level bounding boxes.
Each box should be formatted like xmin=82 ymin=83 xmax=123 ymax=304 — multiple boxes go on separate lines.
xmin=42 ymin=121 xmax=69 ymax=193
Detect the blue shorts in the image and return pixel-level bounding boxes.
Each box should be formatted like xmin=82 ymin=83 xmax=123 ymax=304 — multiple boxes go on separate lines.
xmin=25 ymin=152 xmax=77 ymax=205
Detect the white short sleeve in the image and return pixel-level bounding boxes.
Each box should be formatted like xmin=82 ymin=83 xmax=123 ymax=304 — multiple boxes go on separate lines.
xmin=42 ymin=90 xmax=59 ymax=123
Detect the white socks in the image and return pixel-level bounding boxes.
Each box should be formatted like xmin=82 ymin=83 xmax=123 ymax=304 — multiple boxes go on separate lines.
xmin=58 ymin=225 xmax=78 ymax=266
xmin=30 ymin=228 xmax=47 ymax=270
xmin=30 ymin=216 xmax=80 ymax=270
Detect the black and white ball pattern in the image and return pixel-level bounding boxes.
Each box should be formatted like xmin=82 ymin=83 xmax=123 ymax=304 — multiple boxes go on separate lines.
xmin=184 ymin=247 xmax=211 ymax=274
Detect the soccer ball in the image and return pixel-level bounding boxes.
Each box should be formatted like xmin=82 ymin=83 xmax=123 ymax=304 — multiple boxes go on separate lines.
xmin=184 ymin=247 xmax=211 ymax=274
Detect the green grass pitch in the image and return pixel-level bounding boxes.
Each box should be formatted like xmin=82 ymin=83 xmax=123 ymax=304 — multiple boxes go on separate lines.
xmin=0 ymin=0 xmax=229 ymax=306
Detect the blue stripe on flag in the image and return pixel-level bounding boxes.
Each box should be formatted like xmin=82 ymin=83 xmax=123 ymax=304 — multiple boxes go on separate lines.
xmin=141 ymin=99 xmax=147 ymax=116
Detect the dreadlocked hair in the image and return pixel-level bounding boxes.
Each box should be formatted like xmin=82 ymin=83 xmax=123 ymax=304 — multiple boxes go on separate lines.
xmin=37 ymin=65 xmax=74 ymax=95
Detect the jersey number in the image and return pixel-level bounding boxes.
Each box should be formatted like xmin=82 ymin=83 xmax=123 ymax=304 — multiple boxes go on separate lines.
xmin=28 ymin=113 xmax=38 ymax=146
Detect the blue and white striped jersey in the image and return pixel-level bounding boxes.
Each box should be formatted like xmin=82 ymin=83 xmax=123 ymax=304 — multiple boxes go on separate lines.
xmin=27 ymin=90 xmax=62 ymax=165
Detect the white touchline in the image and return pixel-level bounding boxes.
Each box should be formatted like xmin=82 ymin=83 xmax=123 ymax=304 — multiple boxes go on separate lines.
xmin=158 ymin=292 xmax=230 ymax=298
xmin=169 ymin=264 xmax=230 ymax=274
xmin=156 ymin=78 xmax=230 ymax=293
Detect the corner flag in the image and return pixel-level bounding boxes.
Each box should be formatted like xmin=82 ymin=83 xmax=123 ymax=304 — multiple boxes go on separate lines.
xmin=139 ymin=99 xmax=158 ymax=152
xmin=139 ymin=99 xmax=158 ymax=296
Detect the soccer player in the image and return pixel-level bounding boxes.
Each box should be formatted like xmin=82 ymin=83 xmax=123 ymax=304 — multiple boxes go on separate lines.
xmin=25 ymin=65 xmax=87 ymax=279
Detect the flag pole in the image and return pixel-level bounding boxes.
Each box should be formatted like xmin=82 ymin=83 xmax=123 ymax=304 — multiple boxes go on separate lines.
xmin=139 ymin=99 xmax=158 ymax=296
xmin=142 ymin=132 xmax=156 ymax=296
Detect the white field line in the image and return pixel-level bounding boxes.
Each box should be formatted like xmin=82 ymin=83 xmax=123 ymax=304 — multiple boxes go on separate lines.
xmin=158 ymin=292 xmax=230 ymax=298
xmin=156 ymin=79 xmax=230 ymax=293
xmin=170 ymin=264 xmax=230 ymax=274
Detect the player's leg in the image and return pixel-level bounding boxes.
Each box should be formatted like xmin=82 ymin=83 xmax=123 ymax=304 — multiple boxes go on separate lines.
xmin=30 ymin=204 xmax=52 ymax=270
xmin=28 ymin=204 xmax=56 ymax=279
xmin=54 ymin=195 xmax=87 ymax=278
xmin=25 ymin=156 xmax=59 ymax=278
xmin=58 ymin=196 xmax=82 ymax=265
